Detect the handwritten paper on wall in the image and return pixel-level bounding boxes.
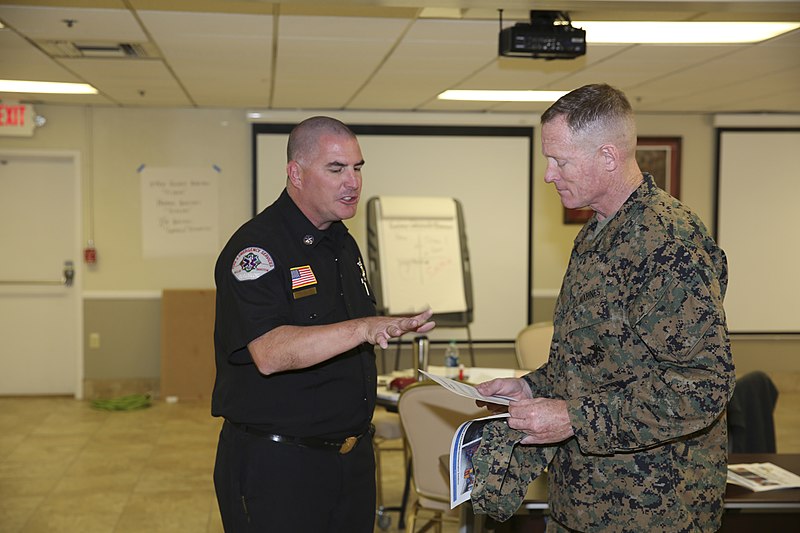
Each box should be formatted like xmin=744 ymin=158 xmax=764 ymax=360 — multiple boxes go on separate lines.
xmin=140 ymin=166 xmax=219 ymax=257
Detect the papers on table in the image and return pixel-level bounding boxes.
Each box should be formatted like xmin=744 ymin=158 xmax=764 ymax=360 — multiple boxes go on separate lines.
xmin=727 ymin=462 xmax=800 ymax=492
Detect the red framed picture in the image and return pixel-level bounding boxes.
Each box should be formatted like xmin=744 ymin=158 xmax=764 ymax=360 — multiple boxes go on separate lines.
xmin=563 ymin=136 xmax=682 ymax=224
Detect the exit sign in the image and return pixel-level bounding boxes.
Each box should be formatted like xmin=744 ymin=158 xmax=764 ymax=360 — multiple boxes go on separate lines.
xmin=0 ymin=102 xmax=36 ymax=136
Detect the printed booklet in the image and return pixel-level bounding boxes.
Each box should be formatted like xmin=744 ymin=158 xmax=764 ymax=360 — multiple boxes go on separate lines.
xmin=417 ymin=370 xmax=517 ymax=508
xmin=449 ymin=412 xmax=511 ymax=508
xmin=727 ymin=462 xmax=800 ymax=492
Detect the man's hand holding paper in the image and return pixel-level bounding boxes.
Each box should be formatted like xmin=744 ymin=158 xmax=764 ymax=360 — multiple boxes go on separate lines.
xmin=475 ymin=378 xmax=573 ymax=444
xmin=418 ymin=370 xmax=514 ymax=406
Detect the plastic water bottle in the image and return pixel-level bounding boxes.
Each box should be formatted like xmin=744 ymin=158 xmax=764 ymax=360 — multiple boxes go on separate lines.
xmin=444 ymin=340 xmax=460 ymax=379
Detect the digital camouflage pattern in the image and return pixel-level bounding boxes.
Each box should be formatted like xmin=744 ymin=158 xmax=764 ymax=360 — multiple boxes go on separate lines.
xmin=471 ymin=419 xmax=556 ymax=521
xmin=472 ymin=175 xmax=735 ymax=532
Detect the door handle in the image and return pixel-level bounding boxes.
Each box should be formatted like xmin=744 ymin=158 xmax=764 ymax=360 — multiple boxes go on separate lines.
xmin=0 ymin=260 xmax=74 ymax=286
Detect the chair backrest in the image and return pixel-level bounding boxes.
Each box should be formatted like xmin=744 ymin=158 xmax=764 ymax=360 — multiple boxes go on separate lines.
xmin=398 ymin=381 xmax=486 ymax=506
xmin=727 ymin=370 xmax=779 ymax=453
xmin=514 ymin=321 xmax=554 ymax=371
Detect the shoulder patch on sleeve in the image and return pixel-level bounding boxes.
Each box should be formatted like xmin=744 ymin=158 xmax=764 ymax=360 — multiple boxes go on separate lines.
xmin=231 ymin=247 xmax=275 ymax=281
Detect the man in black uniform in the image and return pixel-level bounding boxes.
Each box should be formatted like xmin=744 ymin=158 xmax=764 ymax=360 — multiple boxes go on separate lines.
xmin=212 ymin=116 xmax=435 ymax=532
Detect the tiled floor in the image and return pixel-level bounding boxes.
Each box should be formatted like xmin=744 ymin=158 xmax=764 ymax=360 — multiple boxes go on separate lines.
xmin=0 ymin=392 xmax=798 ymax=533
xmin=0 ymin=397 xmax=223 ymax=533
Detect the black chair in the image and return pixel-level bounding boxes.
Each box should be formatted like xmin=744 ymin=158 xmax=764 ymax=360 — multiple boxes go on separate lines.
xmin=727 ymin=370 xmax=779 ymax=453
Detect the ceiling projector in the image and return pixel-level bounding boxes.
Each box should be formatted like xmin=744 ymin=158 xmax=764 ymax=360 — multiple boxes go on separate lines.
xmin=499 ymin=10 xmax=586 ymax=60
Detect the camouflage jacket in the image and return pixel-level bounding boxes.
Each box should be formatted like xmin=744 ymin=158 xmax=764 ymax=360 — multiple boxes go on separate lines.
xmin=471 ymin=420 xmax=556 ymax=522
xmin=524 ymin=175 xmax=734 ymax=531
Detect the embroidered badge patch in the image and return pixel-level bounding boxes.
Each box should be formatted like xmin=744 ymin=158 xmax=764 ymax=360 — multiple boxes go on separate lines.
xmin=231 ymin=247 xmax=275 ymax=281
xmin=290 ymin=265 xmax=317 ymax=290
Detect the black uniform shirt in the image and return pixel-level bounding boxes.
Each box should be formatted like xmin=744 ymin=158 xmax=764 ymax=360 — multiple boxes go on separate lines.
xmin=212 ymin=189 xmax=377 ymax=439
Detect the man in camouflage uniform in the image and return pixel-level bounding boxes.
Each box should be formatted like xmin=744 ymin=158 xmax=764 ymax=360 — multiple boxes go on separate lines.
xmin=475 ymin=84 xmax=735 ymax=532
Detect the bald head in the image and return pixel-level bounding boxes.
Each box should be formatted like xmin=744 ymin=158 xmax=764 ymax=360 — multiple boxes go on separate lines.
xmin=284 ymin=116 xmax=364 ymax=229
xmin=287 ymin=116 xmax=357 ymax=165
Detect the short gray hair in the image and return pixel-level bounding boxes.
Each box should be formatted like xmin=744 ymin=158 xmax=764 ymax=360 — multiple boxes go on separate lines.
xmin=541 ymin=84 xmax=636 ymax=150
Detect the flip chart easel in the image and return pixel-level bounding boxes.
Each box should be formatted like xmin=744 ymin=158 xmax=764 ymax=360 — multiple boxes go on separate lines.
xmin=366 ymin=196 xmax=474 ymax=368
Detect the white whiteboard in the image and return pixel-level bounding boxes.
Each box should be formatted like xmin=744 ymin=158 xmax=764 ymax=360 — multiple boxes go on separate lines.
xmin=253 ymin=124 xmax=532 ymax=342
xmin=372 ymin=196 xmax=468 ymax=315
xmin=716 ymin=129 xmax=800 ymax=333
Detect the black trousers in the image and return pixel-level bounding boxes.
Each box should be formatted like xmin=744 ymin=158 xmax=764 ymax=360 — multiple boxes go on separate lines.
xmin=214 ymin=421 xmax=376 ymax=532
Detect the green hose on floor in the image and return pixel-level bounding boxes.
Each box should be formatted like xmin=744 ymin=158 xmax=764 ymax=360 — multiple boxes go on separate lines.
xmin=90 ymin=394 xmax=151 ymax=411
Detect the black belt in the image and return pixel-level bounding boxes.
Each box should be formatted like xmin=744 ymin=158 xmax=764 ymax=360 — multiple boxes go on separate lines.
xmin=228 ymin=421 xmax=374 ymax=455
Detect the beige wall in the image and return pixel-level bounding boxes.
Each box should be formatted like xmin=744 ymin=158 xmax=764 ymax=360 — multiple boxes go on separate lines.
xmin=83 ymin=298 xmax=161 ymax=379
xmin=2 ymin=105 xmax=797 ymax=395
xmin=0 ymin=106 xmax=719 ymax=293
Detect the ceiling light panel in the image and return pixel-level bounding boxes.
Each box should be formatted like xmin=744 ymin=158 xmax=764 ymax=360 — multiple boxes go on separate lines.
xmin=576 ymin=21 xmax=800 ymax=44
xmin=0 ymin=79 xmax=97 ymax=94
xmin=438 ymin=90 xmax=567 ymax=102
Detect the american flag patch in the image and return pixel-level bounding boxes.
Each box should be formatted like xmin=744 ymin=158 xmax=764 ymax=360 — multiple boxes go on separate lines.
xmin=290 ymin=265 xmax=317 ymax=290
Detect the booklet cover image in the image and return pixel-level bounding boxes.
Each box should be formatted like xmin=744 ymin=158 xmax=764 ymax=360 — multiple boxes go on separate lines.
xmin=456 ymin=423 xmax=484 ymax=500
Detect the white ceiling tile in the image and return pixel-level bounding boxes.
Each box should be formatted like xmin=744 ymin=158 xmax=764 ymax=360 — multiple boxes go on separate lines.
xmin=0 ymin=5 xmax=146 ymax=42
xmin=0 ymin=31 xmax=84 ymax=82
xmin=278 ymin=14 xmax=411 ymax=41
xmin=60 ymin=58 xmax=191 ymax=106
xmin=138 ymin=10 xmax=273 ymax=107
xmin=272 ymin=15 xmax=411 ymax=109
xmin=643 ymin=66 xmax=800 ymax=112
xmin=348 ymin=19 xmax=498 ymax=109
xmin=0 ymin=1 xmax=798 ymax=113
